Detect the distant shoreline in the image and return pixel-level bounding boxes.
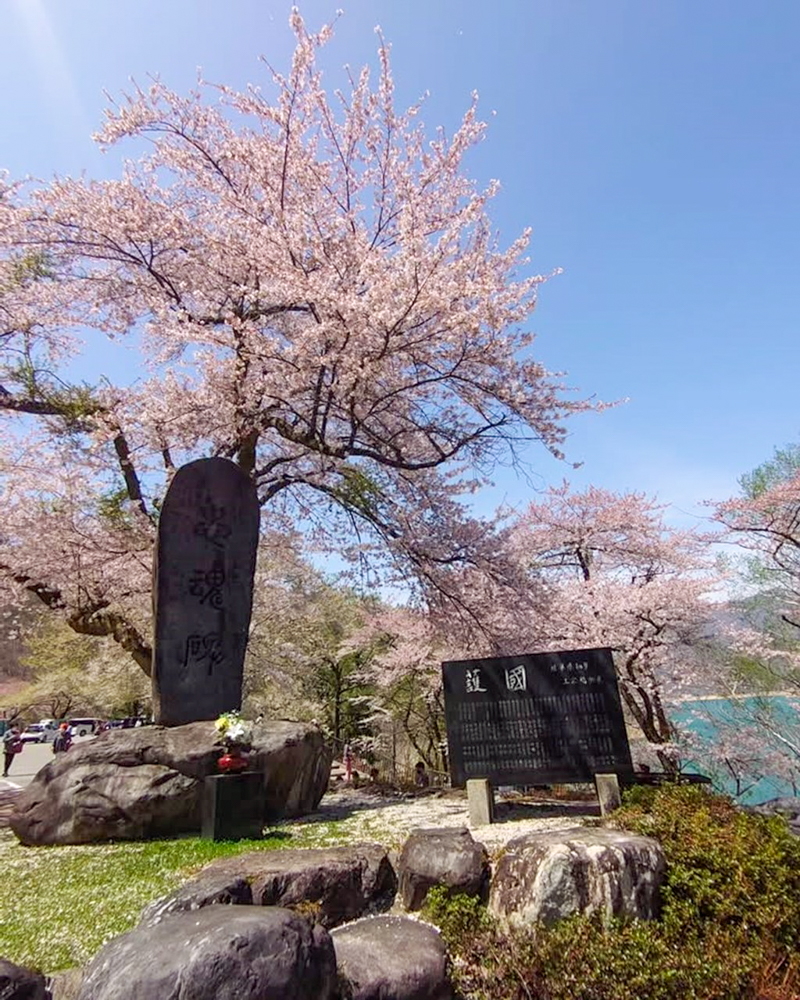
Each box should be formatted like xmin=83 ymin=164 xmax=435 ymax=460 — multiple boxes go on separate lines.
xmin=675 ymin=691 xmax=799 ymax=704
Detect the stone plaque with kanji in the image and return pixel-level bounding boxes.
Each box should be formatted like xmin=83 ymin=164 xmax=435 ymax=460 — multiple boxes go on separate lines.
xmin=442 ymin=647 xmax=633 ymax=787
xmin=153 ymin=457 xmax=259 ymax=726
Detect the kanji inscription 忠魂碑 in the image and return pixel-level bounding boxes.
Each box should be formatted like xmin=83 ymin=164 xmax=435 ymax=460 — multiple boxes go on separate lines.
xmin=153 ymin=457 xmax=259 ymax=725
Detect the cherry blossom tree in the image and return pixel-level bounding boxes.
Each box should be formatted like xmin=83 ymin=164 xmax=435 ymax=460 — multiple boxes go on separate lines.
xmin=243 ymin=540 xmax=381 ymax=743
xmin=510 ymin=483 xmax=721 ymax=770
xmin=696 ymin=445 xmax=800 ymax=795
xmin=350 ymin=559 xmax=550 ymax=773
xmin=716 ymin=443 xmax=800 ymax=635
xmin=348 ymin=606 xmax=449 ymax=771
xmin=0 ymin=13 xmax=598 ymax=674
xmin=680 ymin=692 xmax=800 ymax=801
xmin=0 ymin=615 xmax=150 ymax=720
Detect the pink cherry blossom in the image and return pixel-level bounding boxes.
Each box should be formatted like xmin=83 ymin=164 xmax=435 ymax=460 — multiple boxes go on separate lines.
xmin=0 ymin=13 xmax=600 ymax=671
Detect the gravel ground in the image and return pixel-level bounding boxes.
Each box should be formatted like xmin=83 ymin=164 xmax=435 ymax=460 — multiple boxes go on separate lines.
xmin=0 ymin=781 xmax=601 ymax=851
xmin=283 ymin=786 xmax=601 ymax=853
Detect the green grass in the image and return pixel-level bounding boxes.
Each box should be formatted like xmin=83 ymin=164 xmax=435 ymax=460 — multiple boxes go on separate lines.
xmin=0 ymin=800 xmax=401 ymax=974
xmin=0 ymin=794 xmax=444 ymax=974
xmin=0 ymin=828 xmax=289 ymax=973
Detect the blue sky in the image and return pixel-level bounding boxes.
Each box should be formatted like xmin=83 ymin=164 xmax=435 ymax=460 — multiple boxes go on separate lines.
xmin=3 ymin=1 xmax=799 ymax=529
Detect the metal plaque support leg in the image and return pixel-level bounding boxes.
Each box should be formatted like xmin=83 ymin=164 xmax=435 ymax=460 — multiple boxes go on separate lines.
xmin=595 ymin=773 xmax=622 ymax=816
xmin=467 ymin=778 xmax=495 ymax=826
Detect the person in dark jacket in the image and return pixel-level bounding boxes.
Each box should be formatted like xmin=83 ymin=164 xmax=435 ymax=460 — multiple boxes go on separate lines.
xmin=52 ymin=723 xmax=72 ymax=755
xmin=414 ymin=761 xmax=430 ymax=788
xmin=2 ymin=725 xmax=23 ymax=777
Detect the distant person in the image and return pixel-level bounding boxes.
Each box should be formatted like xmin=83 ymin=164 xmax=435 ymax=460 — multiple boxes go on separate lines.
xmin=369 ymin=767 xmax=380 ymax=783
xmin=343 ymin=743 xmax=353 ymax=782
xmin=2 ymin=725 xmax=23 ymax=778
xmin=414 ymin=761 xmax=430 ymax=788
xmin=53 ymin=723 xmax=72 ymax=755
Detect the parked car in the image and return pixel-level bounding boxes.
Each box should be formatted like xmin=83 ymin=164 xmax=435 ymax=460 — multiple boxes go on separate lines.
xmin=121 ymin=716 xmax=151 ymax=728
xmin=68 ymin=718 xmax=100 ymax=737
xmin=36 ymin=719 xmax=61 ymax=743
xmin=20 ymin=724 xmax=47 ymax=744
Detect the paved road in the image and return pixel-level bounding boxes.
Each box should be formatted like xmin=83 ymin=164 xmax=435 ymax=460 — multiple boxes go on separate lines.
xmin=1 ymin=735 xmax=94 ymax=791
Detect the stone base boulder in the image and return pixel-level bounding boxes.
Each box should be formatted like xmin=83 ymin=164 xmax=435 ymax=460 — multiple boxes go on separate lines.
xmin=0 ymin=958 xmax=47 ymax=1000
xmin=332 ymin=915 xmax=452 ymax=1000
xmin=10 ymin=720 xmax=330 ymax=846
xmin=77 ymin=906 xmax=336 ymax=1000
xmin=398 ymin=827 xmax=489 ymax=910
xmin=140 ymin=843 xmax=396 ymax=929
xmin=489 ymin=827 xmax=665 ymax=928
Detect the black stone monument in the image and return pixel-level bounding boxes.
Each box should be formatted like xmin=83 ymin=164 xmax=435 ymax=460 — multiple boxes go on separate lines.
xmin=202 ymin=773 xmax=266 ymax=841
xmin=442 ymin=647 xmax=633 ymax=787
xmin=153 ymin=457 xmax=260 ymax=726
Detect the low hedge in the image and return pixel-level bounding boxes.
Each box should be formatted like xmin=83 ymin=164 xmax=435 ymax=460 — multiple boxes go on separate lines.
xmin=424 ymin=785 xmax=800 ymax=1000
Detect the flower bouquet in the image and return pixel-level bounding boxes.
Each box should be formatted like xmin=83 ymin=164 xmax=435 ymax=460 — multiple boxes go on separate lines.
xmin=213 ymin=711 xmax=253 ymax=773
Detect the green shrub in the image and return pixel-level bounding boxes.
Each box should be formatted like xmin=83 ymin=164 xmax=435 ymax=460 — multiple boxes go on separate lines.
xmin=427 ymin=910 xmax=757 ymax=1000
xmin=423 ymin=885 xmax=489 ymax=942
xmin=614 ymin=784 xmax=800 ymax=952
xmin=422 ymin=785 xmax=800 ymax=1000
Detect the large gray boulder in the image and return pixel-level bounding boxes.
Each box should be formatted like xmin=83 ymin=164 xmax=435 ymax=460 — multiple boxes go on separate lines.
xmin=0 ymin=958 xmax=47 ymax=1000
xmin=77 ymin=906 xmax=336 ymax=1000
xmin=397 ymin=827 xmax=489 ymax=910
xmin=10 ymin=720 xmax=330 ymax=846
xmin=489 ymin=827 xmax=665 ymax=928
xmin=140 ymin=843 xmax=396 ymax=929
xmin=140 ymin=871 xmax=254 ymax=925
xmin=332 ymin=915 xmax=452 ymax=1000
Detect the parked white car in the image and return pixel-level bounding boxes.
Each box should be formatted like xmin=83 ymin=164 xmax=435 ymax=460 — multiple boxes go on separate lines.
xmin=19 ymin=720 xmax=62 ymax=743
xmin=19 ymin=724 xmax=48 ymax=744
xmin=37 ymin=719 xmax=61 ymax=743
xmin=68 ymin=718 xmax=100 ymax=737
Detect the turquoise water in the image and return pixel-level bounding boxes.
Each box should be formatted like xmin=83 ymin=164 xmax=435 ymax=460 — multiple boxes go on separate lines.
xmin=675 ymin=695 xmax=800 ymax=805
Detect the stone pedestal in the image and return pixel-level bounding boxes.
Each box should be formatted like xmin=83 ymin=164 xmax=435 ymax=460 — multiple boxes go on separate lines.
xmin=466 ymin=778 xmax=494 ymax=827
xmin=202 ymin=772 xmax=266 ymax=841
xmin=595 ymin=773 xmax=622 ymax=816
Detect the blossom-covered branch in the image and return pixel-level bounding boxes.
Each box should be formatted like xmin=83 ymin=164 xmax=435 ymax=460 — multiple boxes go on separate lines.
xmin=0 ymin=13 xmax=600 ymax=667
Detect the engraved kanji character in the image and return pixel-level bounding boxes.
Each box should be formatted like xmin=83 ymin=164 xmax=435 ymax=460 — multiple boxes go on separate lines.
xmin=183 ymin=631 xmax=224 ymax=676
xmin=505 ymin=663 xmax=527 ymax=692
xmin=194 ymin=503 xmax=232 ymax=549
xmin=465 ymin=668 xmax=486 ymax=694
xmin=188 ymin=555 xmax=226 ymax=609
